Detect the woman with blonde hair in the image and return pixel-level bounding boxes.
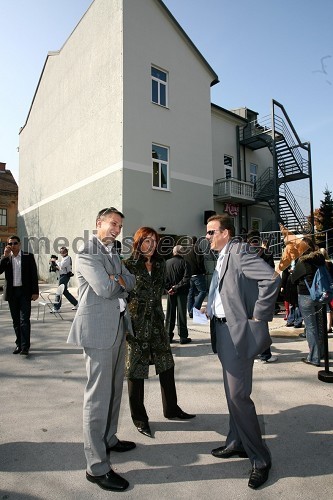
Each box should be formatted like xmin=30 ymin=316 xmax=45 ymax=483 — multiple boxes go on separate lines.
xmin=124 ymin=227 xmax=195 ymax=438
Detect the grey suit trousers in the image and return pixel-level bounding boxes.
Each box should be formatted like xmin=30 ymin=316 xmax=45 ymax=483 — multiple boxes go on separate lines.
xmin=216 ymin=321 xmax=271 ymax=469
xmin=83 ymin=318 xmax=125 ymax=476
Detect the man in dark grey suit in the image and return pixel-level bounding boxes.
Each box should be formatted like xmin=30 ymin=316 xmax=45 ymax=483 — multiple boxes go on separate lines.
xmin=68 ymin=207 xmax=136 ymax=492
xmin=205 ymin=215 xmax=281 ymax=490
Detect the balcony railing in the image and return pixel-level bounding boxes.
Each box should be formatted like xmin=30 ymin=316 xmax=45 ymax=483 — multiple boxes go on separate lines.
xmin=214 ymin=178 xmax=254 ymax=202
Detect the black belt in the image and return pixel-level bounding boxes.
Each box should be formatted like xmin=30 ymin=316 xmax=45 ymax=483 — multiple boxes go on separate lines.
xmin=214 ymin=316 xmax=227 ymax=323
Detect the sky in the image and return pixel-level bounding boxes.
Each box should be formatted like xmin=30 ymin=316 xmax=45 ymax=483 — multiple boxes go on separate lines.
xmin=0 ymin=0 xmax=332 ymax=210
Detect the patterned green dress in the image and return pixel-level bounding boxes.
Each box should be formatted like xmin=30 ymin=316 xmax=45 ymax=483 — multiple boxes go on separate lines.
xmin=124 ymin=256 xmax=175 ymax=379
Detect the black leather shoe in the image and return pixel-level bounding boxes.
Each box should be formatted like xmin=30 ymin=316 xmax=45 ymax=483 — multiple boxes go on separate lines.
xmin=211 ymin=445 xmax=248 ymax=459
xmin=86 ymin=470 xmax=129 ymax=491
xmin=107 ymin=439 xmax=136 ymax=452
xmin=248 ymin=463 xmax=271 ymax=489
xmin=180 ymin=338 xmax=192 ymax=344
xmin=13 ymin=347 xmax=21 ymax=354
xmin=20 ymin=349 xmax=29 ymax=356
xmin=137 ymin=423 xmax=153 ymax=438
xmin=166 ymin=410 xmax=196 ymax=420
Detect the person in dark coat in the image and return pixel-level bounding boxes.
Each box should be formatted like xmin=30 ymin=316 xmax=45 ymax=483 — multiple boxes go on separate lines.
xmin=291 ymin=238 xmax=326 ymax=366
xmin=247 ymin=230 xmax=278 ymax=362
xmin=165 ymin=245 xmax=191 ymax=344
xmin=184 ymin=237 xmax=207 ymax=318
xmin=0 ymin=235 xmax=39 ymax=355
xmin=283 ymin=261 xmax=303 ymax=329
xmin=124 ymin=227 xmax=195 ymax=439
xmin=319 ymin=247 xmax=333 ymax=333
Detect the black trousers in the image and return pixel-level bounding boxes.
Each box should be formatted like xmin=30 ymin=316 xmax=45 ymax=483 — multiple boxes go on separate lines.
xmin=8 ymin=287 xmax=32 ymax=350
xmin=128 ymin=366 xmax=179 ymax=425
xmin=54 ymin=274 xmax=78 ymax=310
xmin=165 ymin=292 xmax=188 ymax=340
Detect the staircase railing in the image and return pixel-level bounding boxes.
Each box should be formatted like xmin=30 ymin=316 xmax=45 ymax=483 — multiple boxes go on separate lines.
xmin=273 ymin=115 xmax=309 ymax=175
xmin=253 ymin=167 xmax=274 ymax=199
xmin=239 ymin=114 xmax=271 ymax=141
xmin=278 ymin=183 xmax=308 ymax=231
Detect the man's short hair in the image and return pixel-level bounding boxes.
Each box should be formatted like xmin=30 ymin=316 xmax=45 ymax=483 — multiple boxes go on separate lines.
xmin=96 ymin=207 xmax=124 ymax=224
xmin=207 ymin=214 xmax=235 ymax=237
xmin=247 ymin=229 xmax=261 ymax=245
xmin=8 ymin=235 xmax=20 ymax=243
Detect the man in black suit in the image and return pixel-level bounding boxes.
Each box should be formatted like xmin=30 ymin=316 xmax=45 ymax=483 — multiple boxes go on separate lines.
xmin=0 ymin=235 xmax=39 ymax=355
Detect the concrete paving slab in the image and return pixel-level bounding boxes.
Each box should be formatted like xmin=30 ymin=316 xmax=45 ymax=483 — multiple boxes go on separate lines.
xmin=0 ymin=284 xmax=332 ymax=499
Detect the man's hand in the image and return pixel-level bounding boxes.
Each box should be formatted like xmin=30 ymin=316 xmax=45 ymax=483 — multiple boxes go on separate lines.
xmin=31 ymin=294 xmax=39 ymax=301
xmin=167 ymin=287 xmax=175 ymax=295
xmin=109 ymin=274 xmax=126 ymax=289
xmin=4 ymin=245 xmax=12 ymax=257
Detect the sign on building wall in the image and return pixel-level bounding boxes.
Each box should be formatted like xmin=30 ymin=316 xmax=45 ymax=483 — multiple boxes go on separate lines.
xmin=224 ymin=203 xmax=239 ymax=216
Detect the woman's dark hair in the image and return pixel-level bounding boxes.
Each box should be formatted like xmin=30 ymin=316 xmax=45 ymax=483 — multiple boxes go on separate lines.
xmin=302 ymin=236 xmax=316 ymax=253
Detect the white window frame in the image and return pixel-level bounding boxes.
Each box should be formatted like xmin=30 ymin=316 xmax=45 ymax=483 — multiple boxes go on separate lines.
xmin=152 ymin=144 xmax=169 ymax=190
xmin=151 ymin=66 xmax=168 ymax=107
xmin=250 ymin=163 xmax=257 ymax=185
xmin=224 ymin=155 xmax=233 ymax=179
xmin=0 ymin=208 xmax=7 ymax=226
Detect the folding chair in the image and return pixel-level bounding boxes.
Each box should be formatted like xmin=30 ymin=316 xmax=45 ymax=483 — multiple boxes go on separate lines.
xmin=37 ymin=284 xmax=65 ymax=322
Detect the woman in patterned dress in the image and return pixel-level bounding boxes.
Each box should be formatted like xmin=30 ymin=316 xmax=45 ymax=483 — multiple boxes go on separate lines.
xmin=124 ymin=227 xmax=195 ymax=437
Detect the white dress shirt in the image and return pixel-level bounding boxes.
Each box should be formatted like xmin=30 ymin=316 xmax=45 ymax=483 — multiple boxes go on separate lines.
xmin=57 ymin=254 xmax=72 ymax=276
xmin=12 ymin=250 xmax=22 ymax=287
xmin=212 ymin=249 xmax=226 ymax=318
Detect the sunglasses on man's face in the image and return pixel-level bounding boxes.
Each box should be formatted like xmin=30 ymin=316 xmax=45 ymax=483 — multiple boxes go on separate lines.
xmin=8 ymin=242 xmax=19 ymax=246
xmin=206 ymin=230 xmax=222 ymax=236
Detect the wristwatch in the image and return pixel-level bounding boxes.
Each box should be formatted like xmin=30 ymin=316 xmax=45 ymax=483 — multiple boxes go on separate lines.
xmin=114 ymin=274 xmax=120 ymax=282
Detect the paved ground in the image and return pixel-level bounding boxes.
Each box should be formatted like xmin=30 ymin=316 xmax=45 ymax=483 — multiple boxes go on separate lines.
xmin=1 ymin=284 xmax=333 ymax=499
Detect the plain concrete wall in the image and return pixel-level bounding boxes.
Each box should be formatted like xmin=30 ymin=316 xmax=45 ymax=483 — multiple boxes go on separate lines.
xmin=122 ymin=0 xmax=215 ymax=237
xmin=19 ymin=0 xmax=124 ymax=211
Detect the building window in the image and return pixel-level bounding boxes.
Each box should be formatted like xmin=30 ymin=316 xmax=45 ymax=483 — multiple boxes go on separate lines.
xmin=152 ymin=144 xmax=169 ymax=190
xmin=251 ymin=218 xmax=262 ymax=231
xmin=250 ymin=163 xmax=257 ymax=185
xmin=151 ymin=66 xmax=168 ymax=107
xmin=224 ymin=155 xmax=233 ymax=179
xmin=0 ymin=208 xmax=7 ymax=226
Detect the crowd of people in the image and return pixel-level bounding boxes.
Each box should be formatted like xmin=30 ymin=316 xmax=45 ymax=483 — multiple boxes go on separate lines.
xmin=1 ymin=208 xmax=332 ymax=492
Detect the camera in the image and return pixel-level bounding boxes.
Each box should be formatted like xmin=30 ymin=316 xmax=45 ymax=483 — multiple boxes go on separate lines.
xmin=49 ymin=255 xmax=58 ymax=273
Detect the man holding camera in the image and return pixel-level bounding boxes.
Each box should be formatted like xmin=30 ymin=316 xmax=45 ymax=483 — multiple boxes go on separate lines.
xmin=52 ymin=246 xmax=78 ymax=312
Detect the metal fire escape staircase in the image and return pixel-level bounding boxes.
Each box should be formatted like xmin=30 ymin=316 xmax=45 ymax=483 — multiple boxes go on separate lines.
xmin=239 ymin=100 xmax=312 ymax=231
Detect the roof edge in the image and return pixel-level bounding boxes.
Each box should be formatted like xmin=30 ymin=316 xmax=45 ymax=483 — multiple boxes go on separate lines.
xmin=211 ymin=103 xmax=248 ymax=123
xmin=156 ymin=0 xmax=219 ymax=87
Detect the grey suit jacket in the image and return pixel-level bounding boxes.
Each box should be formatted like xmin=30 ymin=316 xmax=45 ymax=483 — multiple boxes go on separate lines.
xmin=67 ymin=235 xmax=135 ymax=349
xmin=207 ymin=240 xmax=281 ymax=359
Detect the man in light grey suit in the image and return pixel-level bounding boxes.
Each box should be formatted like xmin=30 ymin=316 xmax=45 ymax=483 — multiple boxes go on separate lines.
xmin=205 ymin=214 xmax=281 ymax=490
xmin=68 ymin=207 xmax=136 ymax=492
